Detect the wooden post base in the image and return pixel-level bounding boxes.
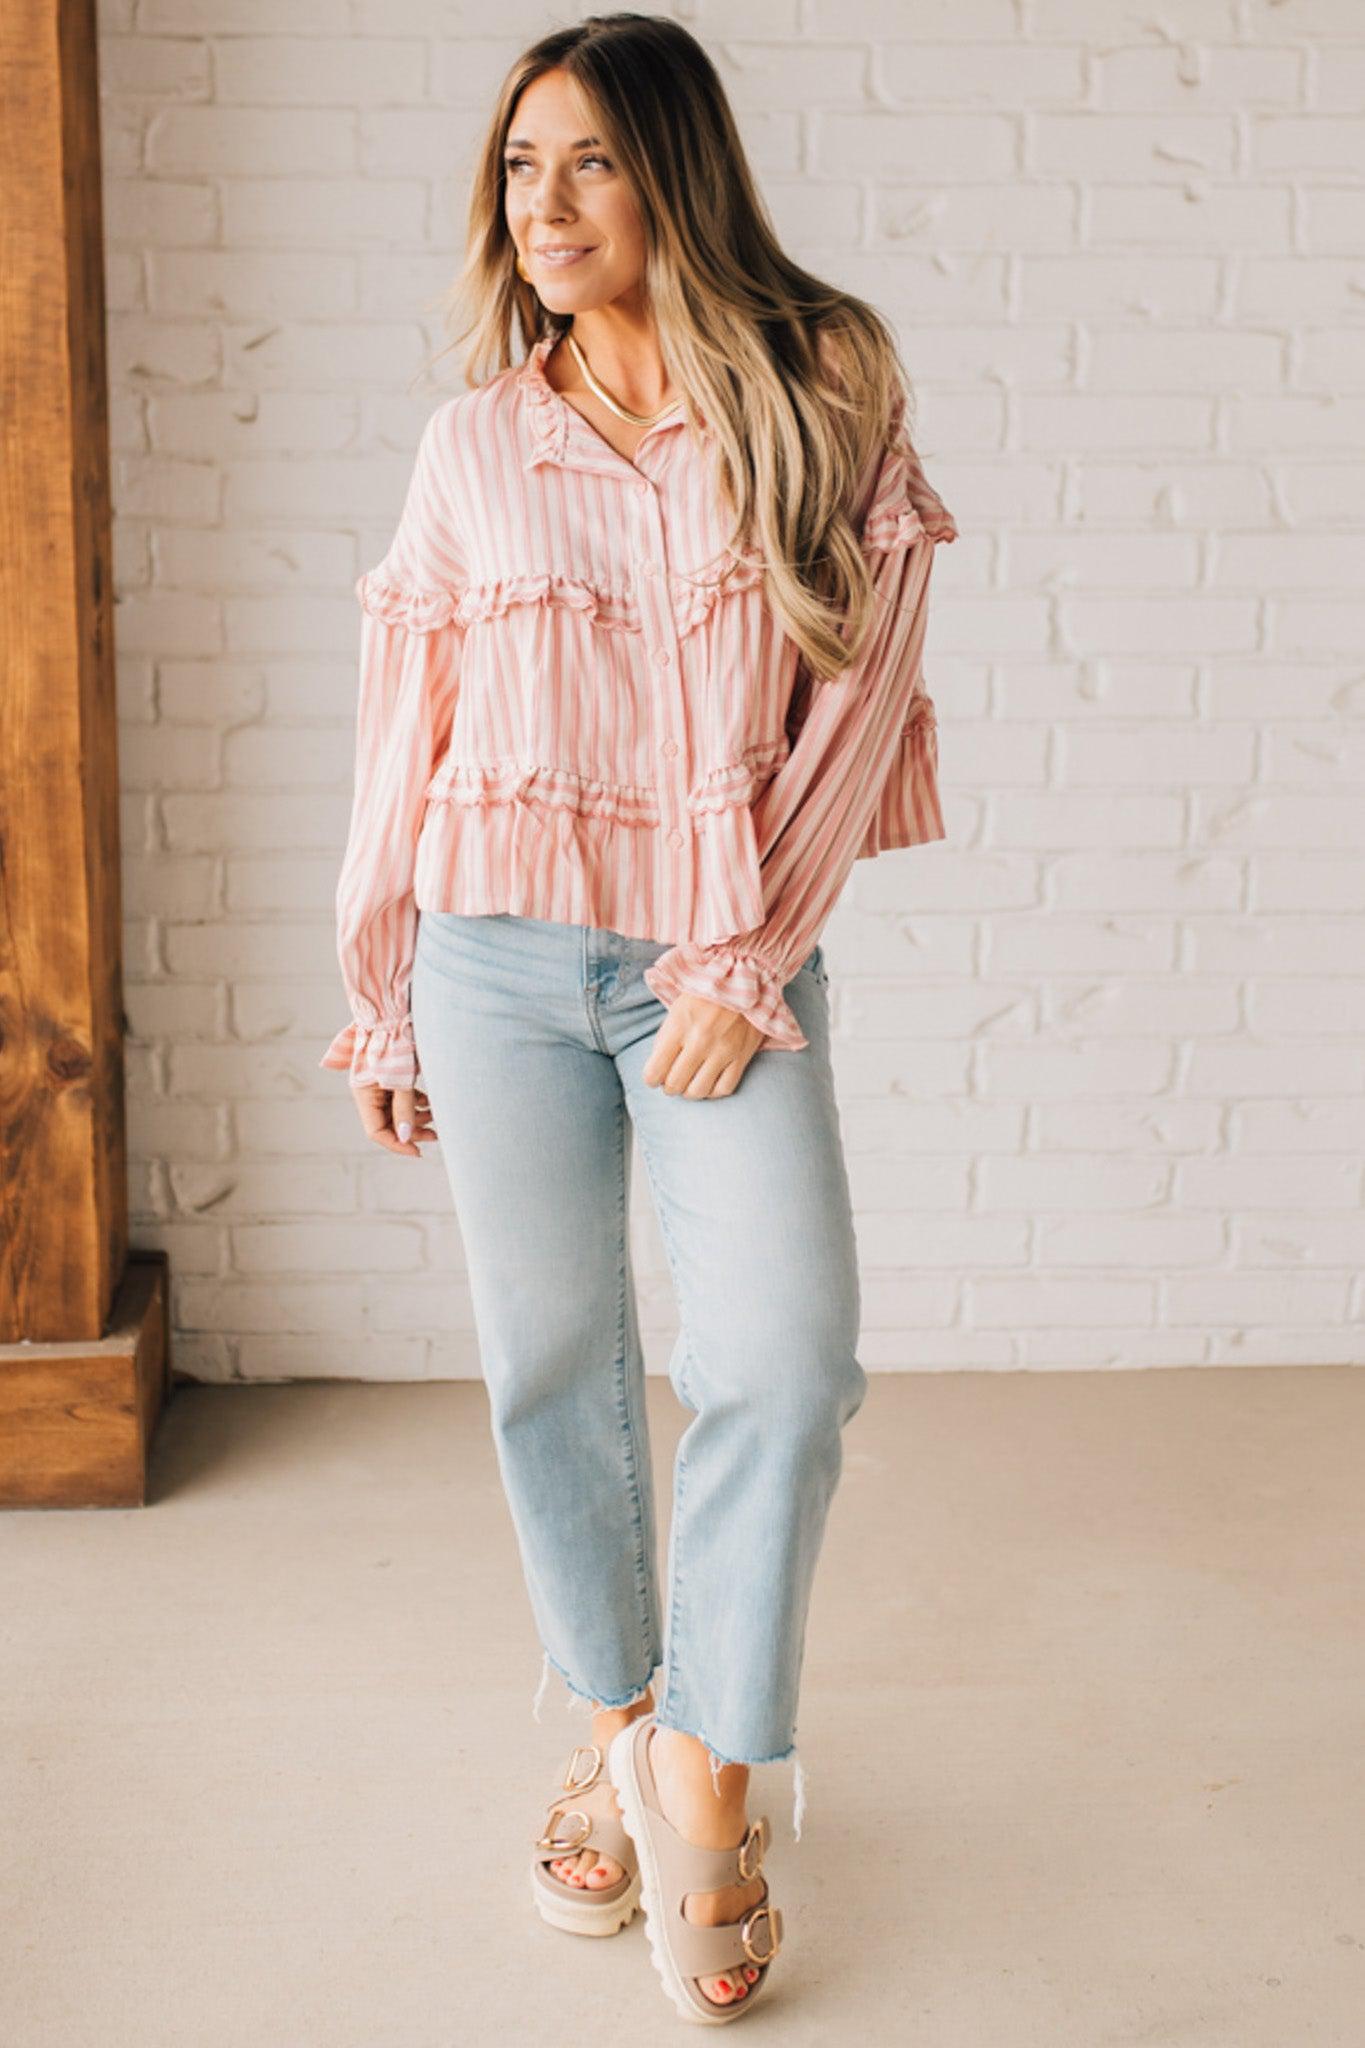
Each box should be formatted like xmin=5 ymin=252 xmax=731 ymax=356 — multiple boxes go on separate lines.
xmin=0 ymin=1252 xmax=172 ymax=1509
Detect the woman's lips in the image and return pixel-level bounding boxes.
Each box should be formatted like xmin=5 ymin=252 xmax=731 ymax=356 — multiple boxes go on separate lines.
xmin=534 ymin=246 xmax=596 ymax=267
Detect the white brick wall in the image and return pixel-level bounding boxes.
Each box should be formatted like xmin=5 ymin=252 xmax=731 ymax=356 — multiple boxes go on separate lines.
xmin=101 ymin=0 xmax=1365 ymax=1382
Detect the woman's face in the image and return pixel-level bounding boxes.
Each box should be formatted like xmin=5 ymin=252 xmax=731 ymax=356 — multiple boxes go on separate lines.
xmin=503 ymin=68 xmax=647 ymax=317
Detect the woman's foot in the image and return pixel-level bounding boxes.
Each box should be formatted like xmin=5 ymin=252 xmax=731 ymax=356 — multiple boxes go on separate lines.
xmin=644 ymin=1722 xmax=765 ymax=2010
xmin=545 ymin=1691 xmax=654 ymax=1894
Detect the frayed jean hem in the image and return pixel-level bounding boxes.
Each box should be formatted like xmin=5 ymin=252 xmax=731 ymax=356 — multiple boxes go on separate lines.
xmin=529 ymin=1648 xmax=808 ymax=1841
xmin=530 ymin=1644 xmax=662 ymax=1722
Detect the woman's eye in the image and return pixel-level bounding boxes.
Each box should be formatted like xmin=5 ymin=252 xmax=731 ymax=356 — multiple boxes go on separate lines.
xmin=503 ymin=154 xmax=612 ymax=173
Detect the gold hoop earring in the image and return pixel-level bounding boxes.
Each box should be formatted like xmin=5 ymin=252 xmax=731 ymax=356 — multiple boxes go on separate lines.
xmin=516 ymin=253 xmax=530 ymax=281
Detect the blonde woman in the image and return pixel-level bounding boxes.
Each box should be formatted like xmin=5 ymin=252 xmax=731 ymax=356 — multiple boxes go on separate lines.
xmin=322 ymin=12 xmax=955 ymax=2025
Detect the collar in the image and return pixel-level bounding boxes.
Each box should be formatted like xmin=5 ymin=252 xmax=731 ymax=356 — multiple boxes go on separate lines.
xmin=520 ymin=330 xmax=697 ymax=474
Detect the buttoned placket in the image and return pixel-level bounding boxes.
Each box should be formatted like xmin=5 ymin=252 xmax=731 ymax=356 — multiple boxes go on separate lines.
xmin=628 ymin=472 xmax=696 ymax=925
xmin=522 ymin=341 xmax=699 ymax=934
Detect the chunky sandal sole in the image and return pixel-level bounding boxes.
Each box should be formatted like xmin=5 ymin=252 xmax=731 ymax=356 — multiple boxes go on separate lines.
xmin=531 ymin=1861 xmax=641 ymax=1936
xmin=608 ymin=1712 xmax=782 ymax=2026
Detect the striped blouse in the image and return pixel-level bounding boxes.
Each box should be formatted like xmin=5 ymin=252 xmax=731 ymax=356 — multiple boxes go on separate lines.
xmin=321 ymin=330 xmax=944 ymax=1089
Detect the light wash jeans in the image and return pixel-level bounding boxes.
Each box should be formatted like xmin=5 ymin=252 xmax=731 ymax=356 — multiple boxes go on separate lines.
xmin=410 ymin=910 xmax=868 ymax=1839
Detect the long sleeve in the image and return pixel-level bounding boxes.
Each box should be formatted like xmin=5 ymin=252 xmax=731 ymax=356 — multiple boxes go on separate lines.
xmin=319 ymin=408 xmax=465 ymax=1090
xmin=642 ymin=406 xmax=943 ymax=1051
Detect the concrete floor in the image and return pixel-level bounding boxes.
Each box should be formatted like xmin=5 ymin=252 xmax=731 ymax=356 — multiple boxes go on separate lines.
xmin=4 ymin=1366 xmax=1363 ymax=2047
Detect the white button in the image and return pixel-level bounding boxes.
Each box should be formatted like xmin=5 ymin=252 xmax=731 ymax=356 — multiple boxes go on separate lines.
xmin=639 ymin=559 xmax=659 ymax=577
xmin=655 ymin=649 xmax=671 ymax=667
xmin=661 ymin=738 xmax=678 ymax=758
xmin=635 ymin=481 xmax=649 ymax=497
xmin=668 ymin=829 xmax=684 ymax=850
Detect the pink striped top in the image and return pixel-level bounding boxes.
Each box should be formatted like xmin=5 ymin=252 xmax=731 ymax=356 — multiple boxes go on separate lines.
xmin=321 ymin=330 xmax=944 ymax=1089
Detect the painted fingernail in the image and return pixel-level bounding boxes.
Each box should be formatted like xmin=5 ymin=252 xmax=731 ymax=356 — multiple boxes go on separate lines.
xmin=396 ymin=1121 xmax=413 ymax=1142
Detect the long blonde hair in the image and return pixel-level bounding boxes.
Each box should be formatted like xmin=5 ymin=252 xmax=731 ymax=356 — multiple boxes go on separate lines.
xmin=432 ymin=11 xmax=918 ymax=684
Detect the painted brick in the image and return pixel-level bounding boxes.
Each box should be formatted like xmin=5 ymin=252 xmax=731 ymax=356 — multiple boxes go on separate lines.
xmin=101 ymin=3 xmax=1365 ymax=1380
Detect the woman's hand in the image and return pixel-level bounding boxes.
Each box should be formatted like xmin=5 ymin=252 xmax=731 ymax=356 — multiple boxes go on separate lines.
xmin=642 ymin=995 xmax=767 ymax=1099
xmin=903 ymin=445 xmax=958 ymax=544
xmin=352 ymin=1082 xmax=439 ymax=1156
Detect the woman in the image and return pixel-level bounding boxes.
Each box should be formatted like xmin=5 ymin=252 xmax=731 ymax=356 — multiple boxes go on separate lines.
xmin=321 ymin=13 xmax=955 ymax=2025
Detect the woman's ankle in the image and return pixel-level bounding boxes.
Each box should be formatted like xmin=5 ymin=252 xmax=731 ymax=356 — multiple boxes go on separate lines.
xmin=590 ymin=1687 xmax=655 ymax=1743
xmin=650 ymin=1723 xmax=751 ymax=1829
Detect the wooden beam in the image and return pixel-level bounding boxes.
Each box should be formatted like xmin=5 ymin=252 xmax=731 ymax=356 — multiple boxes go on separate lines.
xmin=1 ymin=2 xmax=172 ymax=1499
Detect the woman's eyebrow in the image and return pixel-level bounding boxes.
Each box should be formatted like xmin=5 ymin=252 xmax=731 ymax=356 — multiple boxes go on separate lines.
xmin=504 ymin=135 xmax=603 ymax=151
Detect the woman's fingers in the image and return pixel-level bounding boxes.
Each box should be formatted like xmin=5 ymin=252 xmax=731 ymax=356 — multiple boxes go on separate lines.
xmin=352 ymin=1082 xmax=397 ymax=1148
xmin=389 ymin=1086 xmax=423 ymax=1153
xmin=350 ymin=1082 xmax=436 ymax=1154
xmin=642 ymin=998 xmax=762 ymax=1097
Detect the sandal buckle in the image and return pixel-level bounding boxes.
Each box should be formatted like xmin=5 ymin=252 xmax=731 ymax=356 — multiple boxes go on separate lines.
xmin=740 ymin=1902 xmax=780 ymax=1966
xmin=536 ymin=1805 xmax=593 ymax=1853
xmin=737 ymin=1820 xmax=765 ymax=1882
xmin=560 ymin=1743 xmax=603 ymax=1794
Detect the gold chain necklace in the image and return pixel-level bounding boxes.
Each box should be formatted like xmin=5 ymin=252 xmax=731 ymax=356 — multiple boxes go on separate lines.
xmin=566 ymin=329 xmax=681 ymax=428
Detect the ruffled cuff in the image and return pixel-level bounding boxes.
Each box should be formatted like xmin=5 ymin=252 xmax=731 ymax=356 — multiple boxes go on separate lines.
xmin=319 ymin=1014 xmax=420 ymax=1090
xmin=642 ymin=944 xmax=809 ymax=1052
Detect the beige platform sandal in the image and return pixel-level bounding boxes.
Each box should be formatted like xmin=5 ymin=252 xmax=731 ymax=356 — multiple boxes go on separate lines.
xmin=531 ymin=1740 xmax=642 ymax=1937
xmin=608 ymin=1711 xmax=783 ymax=2024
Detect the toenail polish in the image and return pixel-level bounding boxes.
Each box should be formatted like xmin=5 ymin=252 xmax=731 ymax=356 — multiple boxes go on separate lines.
xmin=715 ymin=1980 xmax=730 ymax=1995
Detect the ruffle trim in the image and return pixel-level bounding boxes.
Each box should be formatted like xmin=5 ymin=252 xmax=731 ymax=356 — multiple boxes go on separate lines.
xmin=897 ymin=691 xmax=937 ymax=740
xmin=424 ymin=757 xmax=658 ymax=825
xmin=641 ymin=944 xmax=808 ymax=1052
xmin=319 ymin=1015 xmax=420 ymax=1090
xmin=424 ymin=736 xmax=792 ymax=825
xmin=861 ymin=434 xmax=927 ymax=554
xmin=456 ymin=570 xmax=640 ymax=633
xmin=686 ymin=734 xmax=790 ymax=815
xmin=359 ymin=558 xmax=776 ymax=642
xmin=355 ymin=570 xmax=459 ymax=633
xmin=865 ymin=503 xmax=925 ymax=552
xmin=668 ymin=543 xmax=768 ymax=639
xmin=454 ymin=554 xmax=769 ymax=641
xmin=521 ymin=331 xmax=571 ymax=464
